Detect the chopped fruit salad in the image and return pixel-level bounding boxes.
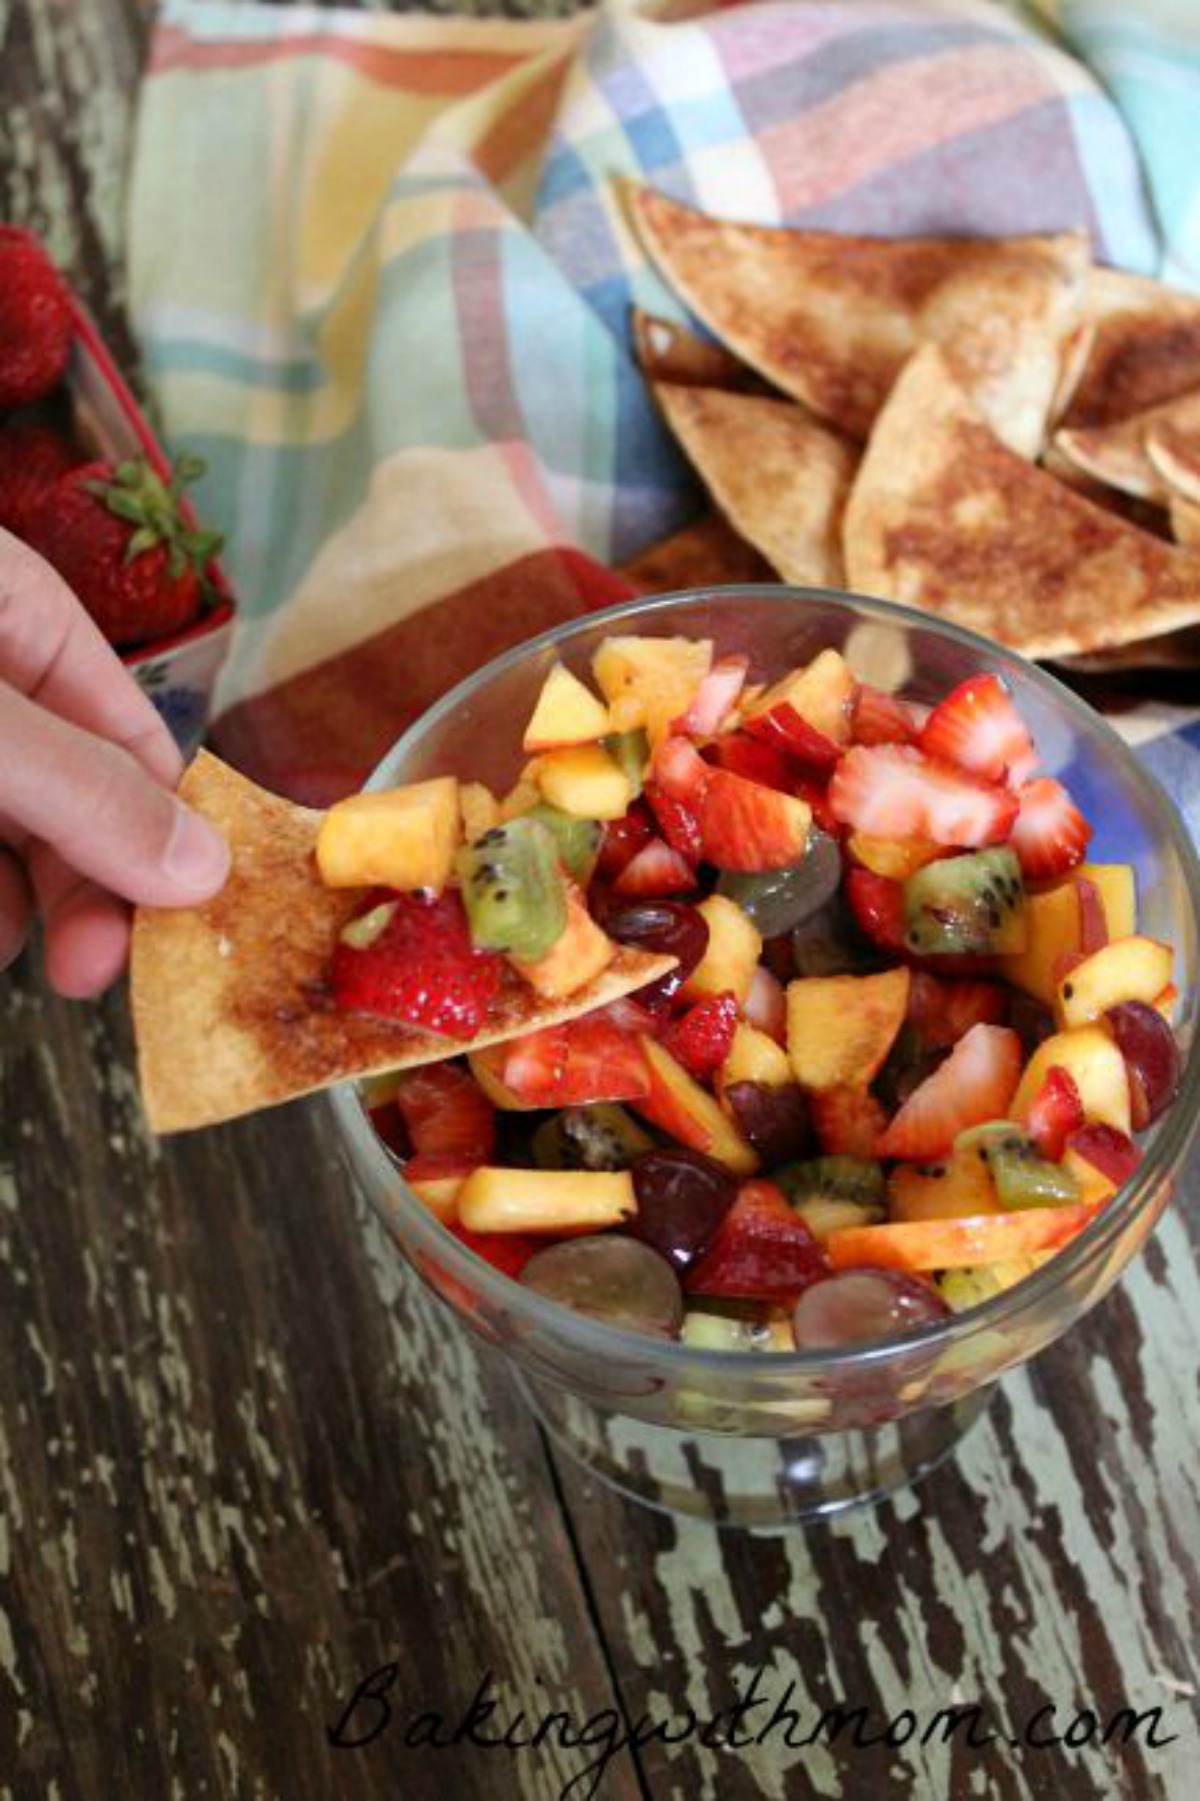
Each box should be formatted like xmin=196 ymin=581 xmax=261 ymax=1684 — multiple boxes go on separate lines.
xmin=315 ymin=635 xmax=1184 ymax=1353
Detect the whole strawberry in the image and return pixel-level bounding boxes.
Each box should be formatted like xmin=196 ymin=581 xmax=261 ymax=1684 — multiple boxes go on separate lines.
xmin=0 ymin=227 xmax=73 ymax=411
xmin=26 ymin=454 xmax=223 ymax=649
xmin=0 ymin=418 xmax=82 ymax=538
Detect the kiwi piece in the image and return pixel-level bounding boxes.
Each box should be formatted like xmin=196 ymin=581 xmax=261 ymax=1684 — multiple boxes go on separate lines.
xmin=904 ymin=847 xmax=1025 ymax=957
xmin=531 ymin=1104 xmax=655 ymax=1172
xmin=774 ymin=1155 xmax=887 ymax=1208
xmin=681 ymin=1303 xmax=794 ymax=1353
xmin=602 ymin=729 xmax=650 ymax=797
xmin=958 ymin=1122 xmax=1079 ymax=1210
xmin=458 ymin=818 xmax=567 ymax=961
xmin=521 ymin=803 xmax=602 ymax=884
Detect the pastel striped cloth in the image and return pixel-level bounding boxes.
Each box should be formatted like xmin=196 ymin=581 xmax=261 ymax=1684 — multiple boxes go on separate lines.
xmin=127 ymin=0 xmax=1200 ymax=818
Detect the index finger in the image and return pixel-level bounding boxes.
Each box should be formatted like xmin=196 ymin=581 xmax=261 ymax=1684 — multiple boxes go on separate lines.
xmin=0 ymin=528 xmax=182 ymax=788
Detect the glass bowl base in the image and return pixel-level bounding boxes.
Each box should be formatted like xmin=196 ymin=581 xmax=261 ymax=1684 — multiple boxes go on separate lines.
xmin=514 ymin=1373 xmax=996 ymax=1531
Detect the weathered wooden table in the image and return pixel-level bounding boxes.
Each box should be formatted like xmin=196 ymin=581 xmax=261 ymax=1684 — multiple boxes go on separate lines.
xmin=3 ymin=3 xmax=1200 ymax=1796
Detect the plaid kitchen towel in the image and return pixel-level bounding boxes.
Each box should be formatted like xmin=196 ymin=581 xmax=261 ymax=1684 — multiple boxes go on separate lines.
xmin=127 ymin=0 xmax=1200 ymax=813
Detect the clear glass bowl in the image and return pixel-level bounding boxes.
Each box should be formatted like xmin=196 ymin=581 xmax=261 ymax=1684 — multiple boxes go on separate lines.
xmin=329 ymin=587 xmax=1200 ymax=1529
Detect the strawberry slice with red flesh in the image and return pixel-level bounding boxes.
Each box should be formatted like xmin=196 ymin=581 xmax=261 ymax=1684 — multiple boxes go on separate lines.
xmin=674 ymin=655 xmax=748 ymax=736
xmin=661 ymin=991 xmax=739 ymax=1080
xmin=447 ymin=1225 xmax=542 ymax=1280
xmin=700 ymin=767 xmax=811 ymax=871
xmin=405 ymin=1154 xmax=482 ymax=1184
xmin=708 ymin=732 xmax=795 ymax=792
xmin=851 ymin=683 xmax=920 ymax=747
xmin=369 ymin=1103 xmax=412 ymax=1160
xmin=643 ymin=782 xmax=703 ymax=864
xmin=597 ymin=803 xmax=655 ymax=878
xmin=1009 ymin=778 xmax=1092 ymax=881
xmin=876 ymin=1023 xmax=1023 ymax=1160
xmin=651 ymin=735 xmax=711 ymax=809
xmin=744 ymin=701 xmax=840 ymax=771
xmin=1026 ymin=1066 xmax=1085 ymax=1162
xmin=829 ymin=745 xmax=1018 ymax=847
xmin=792 ymin=775 xmax=840 ymax=839
xmin=686 ymin=1180 xmax=830 ymax=1300
xmin=906 ymin=971 xmax=1008 ymax=1050
xmin=331 ymin=890 xmax=503 ymax=1039
xmin=918 ymin=674 xmax=1038 ymax=786
xmin=501 ymin=1016 xmax=650 ymax=1107
xmin=394 ymin=1063 xmax=496 ymax=1160
xmin=613 ymin=835 xmax=696 ymax=897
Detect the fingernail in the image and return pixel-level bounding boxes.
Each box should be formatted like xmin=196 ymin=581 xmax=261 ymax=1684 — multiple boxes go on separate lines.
xmin=164 ymin=806 xmax=231 ymax=895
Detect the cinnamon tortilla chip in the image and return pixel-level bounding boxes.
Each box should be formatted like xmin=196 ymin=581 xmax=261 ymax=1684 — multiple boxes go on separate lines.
xmin=1055 ymin=389 xmax=1200 ymax=502
xmin=630 ymin=187 xmax=1087 ymax=452
xmin=842 ymin=345 xmax=1200 ymax=659
xmin=631 ymin=308 xmax=768 ymax=393
xmin=619 ymin=512 xmax=774 ymax=592
xmin=1170 ymin=494 xmax=1200 ymax=547
xmin=131 ymin=753 xmax=675 ymax=1133
xmin=1056 ymin=268 xmax=1200 ymax=430
xmin=654 ymin=383 xmax=854 ymax=587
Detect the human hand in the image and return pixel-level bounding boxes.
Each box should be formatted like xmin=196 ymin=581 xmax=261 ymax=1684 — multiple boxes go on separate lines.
xmin=0 ymin=528 xmax=230 ymax=996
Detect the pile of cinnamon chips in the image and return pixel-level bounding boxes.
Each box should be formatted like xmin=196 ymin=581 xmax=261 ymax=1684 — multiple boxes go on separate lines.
xmin=623 ymin=188 xmax=1200 ymax=668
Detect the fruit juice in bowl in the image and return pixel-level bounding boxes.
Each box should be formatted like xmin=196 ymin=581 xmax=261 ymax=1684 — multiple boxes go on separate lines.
xmin=328 ymin=586 xmax=1200 ymax=1529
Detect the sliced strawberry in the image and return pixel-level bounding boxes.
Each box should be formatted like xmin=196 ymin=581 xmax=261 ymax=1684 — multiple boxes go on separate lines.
xmin=876 ymin=1023 xmax=1023 ymax=1160
xmin=846 ymin=868 xmax=907 ymax=957
xmin=674 ymin=655 xmax=748 ymax=736
xmin=331 ymin=890 xmax=504 ymax=1039
xmin=828 ymin=745 xmax=1018 ymax=847
xmin=792 ymin=774 xmax=840 ymax=839
xmin=501 ymin=1016 xmax=650 ymax=1107
xmin=700 ymin=768 xmax=811 ymax=871
xmin=597 ymin=803 xmax=655 ymax=879
xmin=393 ymin=1064 xmax=497 ymax=1161
xmin=685 ymin=1179 xmax=830 ymax=1300
xmin=368 ymin=1102 xmax=412 ymax=1160
xmin=447 ymin=1225 xmax=542 ymax=1280
xmin=1026 ymin=1066 xmax=1085 ymax=1162
xmin=851 ymin=683 xmax=920 ymax=747
xmin=613 ymin=835 xmax=696 ymax=897
xmin=809 ymin=1085 xmax=888 ymax=1158
xmin=918 ymin=674 xmax=1038 ymax=786
xmin=743 ymin=964 xmax=787 ymax=1043
xmin=708 ymin=732 xmax=795 ymax=792
xmin=644 ymin=781 xmax=703 ymax=863
xmin=651 ymin=735 xmax=710 ymax=809
xmin=662 ymin=991 xmax=739 ymax=1080
xmin=744 ymin=701 xmax=840 ymax=770
xmin=1009 ymin=778 xmax=1092 ymax=881
xmin=597 ymin=994 xmax=665 ymax=1039
xmin=405 ymin=1153 xmax=481 ymax=1184
xmin=906 ymin=971 xmax=1008 ymax=1051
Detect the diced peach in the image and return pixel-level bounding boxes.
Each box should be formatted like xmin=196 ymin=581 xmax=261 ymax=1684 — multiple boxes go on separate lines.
xmin=787 ymin=968 xmax=910 ymax=1092
xmin=635 ymin=1037 xmax=758 ymax=1175
xmin=888 ymin=1146 xmax=1000 ymax=1223
xmin=523 ymin=663 xmax=611 ymax=751
xmin=847 ymin=833 xmax=944 ymax=881
xmin=498 ymin=777 xmax=542 ymax=822
xmin=1002 ymin=864 xmax=1137 ymax=1006
xmin=1012 ymin=1025 xmax=1131 ymax=1134
xmin=1154 ymin=983 xmax=1178 ymax=1022
xmin=509 ymin=883 xmax=615 ymax=999
xmin=744 ymin=648 xmax=855 ymax=745
xmin=460 ymin=781 xmax=500 ymax=841
xmin=826 ymin=1202 xmax=1100 ymax=1273
xmin=457 ymin=1167 xmax=636 ymax=1234
xmin=468 ymin=1046 xmax=541 ymax=1111
xmin=535 ymin=745 xmax=631 ymax=820
xmin=592 ymin=635 xmax=713 ymax=742
xmin=316 ymin=777 xmax=460 ymax=892
xmin=809 ymin=1086 xmax=889 ymax=1157
xmin=407 ymin=1159 xmax=479 ymax=1224
xmin=1056 ymin=934 xmax=1173 ymax=1028
xmin=717 ymin=1022 xmax=793 ymax=1096
xmin=1061 ymin=1142 xmax=1119 ymax=1206
xmin=682 ymin=895 xmax=762 ymax=1005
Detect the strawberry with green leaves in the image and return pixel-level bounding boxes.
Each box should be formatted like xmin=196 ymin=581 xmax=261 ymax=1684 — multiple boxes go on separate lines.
xmin=26 ymin=453 xmax=223 ymax=650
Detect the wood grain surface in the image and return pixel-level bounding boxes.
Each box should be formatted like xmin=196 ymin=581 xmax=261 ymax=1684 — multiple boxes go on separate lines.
xmin=2 ymin=2 xmax=1200 ymax=1798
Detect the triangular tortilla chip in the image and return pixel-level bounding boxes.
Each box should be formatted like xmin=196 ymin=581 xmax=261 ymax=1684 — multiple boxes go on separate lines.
xmin=1055 ymin=388 xmax=1200 ymax=502
xmin=631 ymin=308 xmax=769 ymax=393
xmin=842 ymin=345 xmax=1200 ymax=659
xmin=619 ymin=512 xmax=774 ymax=592
xmin=1056 ymin=268 xmax=1200 ymax=429
xmin=1039 ymin=441 xmax=1170 ymax=535
xmin=131 ymin=753 xmax=675 ymax=1133
xmin=654 ymin=383 xmax=854 ymax=587
xmin=1170 ymin=494 xmax=1200 ymax=547
xmin=1148 ymin=414 xmax=1200 ymax=507
xmin=630 ymin=187 xmax=1087 ymax=452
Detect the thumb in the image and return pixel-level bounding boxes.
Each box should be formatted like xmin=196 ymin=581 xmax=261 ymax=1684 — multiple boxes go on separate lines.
xmin=0 ymin=679 xmax=229 ymax=905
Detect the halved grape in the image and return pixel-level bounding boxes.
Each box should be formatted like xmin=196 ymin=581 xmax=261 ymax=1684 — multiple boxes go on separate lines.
xmin=724 ymin=1081 xmax=812 ymax=1165
xmin=792 ymin=1269 xmax=948 ymax=1350
xmin=519 ymin=1236 xmax=684 ymax=1338
xmin=1107 ymin=1001 xmax=1181 ymax=1129
xmin=598 ymin=899 xmax=709 ymax=1009
xmin=629 ymin=1148 xmax=737 ymax=1272
xmin=717 ymin=830 xmax=841 ymax=936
